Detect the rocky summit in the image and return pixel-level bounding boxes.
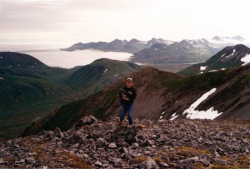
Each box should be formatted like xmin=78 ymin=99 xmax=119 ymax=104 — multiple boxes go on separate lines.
xmin=1 ymin=116 xmax=250 ymax=168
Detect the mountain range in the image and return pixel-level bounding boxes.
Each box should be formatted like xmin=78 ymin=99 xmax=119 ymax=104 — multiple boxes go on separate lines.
xmin=62 ymin=36 xmax=247 ymax=72
xmin=131 ymin=38 xmax=219 ymax=64
xmin=62 ymin=36 xmax=246 ymax=54
xmin=61 ymin=38 xmax=175 ymax=53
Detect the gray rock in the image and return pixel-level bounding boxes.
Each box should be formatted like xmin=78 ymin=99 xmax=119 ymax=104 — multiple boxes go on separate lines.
xmin=94 ymin=160 xmax=102 ymax=167
xmin=200 ymin=158 xmax=210 ymax=167
xmin=75 ymin=115 xmax=98 ymax=130
xmin=213 ymin=158 xmax=228 ymax=165
xmin=111 ymin=157 xmax=122 ymax=165
xmin=25 ymin=157 xmax=35 ymax=164
xmin=198 ymin=137 xmax=203 ymax=143
xmin=54 ymin=127 xmax=64 ymax=138
xmin=1 ymin=118 xmax=250 ymax=168
xmin=108 ymin=143 xmax=117 ymax=149
xmin=41 ymin=130 xmax=54 ymax=138
xmin=123 ymin=147 xmax=129 ymax=154
xmin=0 ymin=159 xmax=5 ymax=164
xmin=180 ymin=156 xmax=199 ymax=163
xmin=20 ymin=159 xmax=25 ymax=163
xmin=82 ymin=154 xmax=89 ymax=158
xmin=159 ymin=162 xmax=169 ymax=167
xmin=117 ymin=138 xmax=129 ymax=147
xmin=68 ymin=133 xmax=84 ymax=145
xmin=140 ymin=156 xmax=158 ymax=169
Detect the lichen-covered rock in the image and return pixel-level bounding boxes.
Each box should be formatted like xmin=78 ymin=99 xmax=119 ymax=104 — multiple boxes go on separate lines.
xmin=1 ymin=118 xmax=250 ymax=168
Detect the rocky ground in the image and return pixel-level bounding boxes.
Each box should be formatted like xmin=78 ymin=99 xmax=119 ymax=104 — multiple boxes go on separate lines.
xmin=0 ymin=116 xmax=250 ymax=168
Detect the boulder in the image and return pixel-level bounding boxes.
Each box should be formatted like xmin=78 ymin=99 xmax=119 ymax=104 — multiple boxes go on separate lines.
xmin=54 ymin=127 xmax=64 ymax=138
xmin=74 ymin=115 xmax=98 ymax=130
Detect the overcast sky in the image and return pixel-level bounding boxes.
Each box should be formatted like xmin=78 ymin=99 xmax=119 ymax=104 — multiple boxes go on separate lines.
xmin=0 ymin=0 xmax=250 ymax=49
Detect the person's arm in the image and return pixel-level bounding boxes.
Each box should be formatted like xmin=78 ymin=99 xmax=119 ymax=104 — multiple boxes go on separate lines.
xmin=131 ymin=87 xmax=137 ymax=101
xmin=119 ymin=88 xmax=122 ymax=100
xmin=127 ymin=87 xmax=136 ymax=101
xmin=120 ymin=87 xmax=129 ymax=101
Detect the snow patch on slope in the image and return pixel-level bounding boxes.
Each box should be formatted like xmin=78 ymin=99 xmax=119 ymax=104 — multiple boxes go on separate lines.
xmin=225 ymin=49 xmax=236 ymax=58
xmin=200 ymin=66 xmax=207 ymax=71
xmin=183 ymin=88 xmax=222 ymax=120
xmin=241 ymin=54 xmax=250 ymax=66
xmin=102 ymin=69 xmax=108 ymax=76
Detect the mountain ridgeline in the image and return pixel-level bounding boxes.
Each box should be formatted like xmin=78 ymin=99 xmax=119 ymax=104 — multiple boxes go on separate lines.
xmin=131 ymin=39 xmax=219 ymax=64
xmin=62 ymin=36 xmax=247 ymax=66
xmin=0 ymin=52 xmax=141 ymax=141
xmin=22 ymin=63 xmax=250 ymax=136
xmin=178 ymin=44 xmax=250 ymax=76
xmin=61 ymin=38 xmax=175 ymax=53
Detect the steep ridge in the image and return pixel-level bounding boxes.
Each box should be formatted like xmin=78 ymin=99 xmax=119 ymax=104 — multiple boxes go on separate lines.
xmin=178 ymin=44 xmax=250 ymax=76
xmin=22 ymin=65 xmax=250 ymax=136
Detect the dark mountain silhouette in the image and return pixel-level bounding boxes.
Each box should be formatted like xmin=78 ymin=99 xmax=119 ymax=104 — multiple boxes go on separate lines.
xmin=178 ymin=44 xmax=250 ymax=76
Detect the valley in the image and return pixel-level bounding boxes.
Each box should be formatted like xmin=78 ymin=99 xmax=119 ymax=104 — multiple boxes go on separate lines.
xmin=0 ymin=52 xmax=141 ymax=141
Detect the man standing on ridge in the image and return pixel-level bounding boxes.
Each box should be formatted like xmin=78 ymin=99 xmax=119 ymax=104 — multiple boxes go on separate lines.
xmin=118 ymin=77 xmax=137 ymax=126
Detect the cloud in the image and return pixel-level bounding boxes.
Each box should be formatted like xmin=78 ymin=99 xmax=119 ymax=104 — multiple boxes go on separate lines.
xmin=0 ymin=0 xmax=250 ymax=46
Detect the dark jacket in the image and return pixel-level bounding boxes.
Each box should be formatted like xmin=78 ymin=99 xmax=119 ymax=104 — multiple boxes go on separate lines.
xmin=119 ymin=86 xmax=137 ymax=105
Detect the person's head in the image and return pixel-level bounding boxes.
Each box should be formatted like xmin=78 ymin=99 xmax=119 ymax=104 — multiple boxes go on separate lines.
xmin=126 ymin=77 xmax=133 ymax=88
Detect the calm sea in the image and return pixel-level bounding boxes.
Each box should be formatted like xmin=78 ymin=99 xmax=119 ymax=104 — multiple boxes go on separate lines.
xmin=0 ymin=44 xmax=132 ymax=69
xmin=24 ymin=49 xmax=132 ymax=69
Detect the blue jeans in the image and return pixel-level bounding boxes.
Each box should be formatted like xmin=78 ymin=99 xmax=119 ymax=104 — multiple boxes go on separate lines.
xmin=120 ymin=104 xmax=133 ymax=125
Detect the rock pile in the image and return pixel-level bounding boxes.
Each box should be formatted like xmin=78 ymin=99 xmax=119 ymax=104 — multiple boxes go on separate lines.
xmin=0 ymin=116 xmax=250 ymax=168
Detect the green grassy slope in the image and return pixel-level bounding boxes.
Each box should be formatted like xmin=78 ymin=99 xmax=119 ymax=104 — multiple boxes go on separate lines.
xmin=0 ymin=53 xmax=141 ymax=141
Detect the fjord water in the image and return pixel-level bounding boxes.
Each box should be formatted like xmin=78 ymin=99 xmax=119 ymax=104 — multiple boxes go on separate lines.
xmin=23 ymin=49 xmax=132 ymax=68
xmin=0 ymin=44 xmax=132 ymax=68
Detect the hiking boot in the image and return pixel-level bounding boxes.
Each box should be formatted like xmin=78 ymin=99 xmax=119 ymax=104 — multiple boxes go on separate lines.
xmin=118 ymin=121 xmax=122 ymax=126
xmin=128 ymin=125 xmax=133 ymax=128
